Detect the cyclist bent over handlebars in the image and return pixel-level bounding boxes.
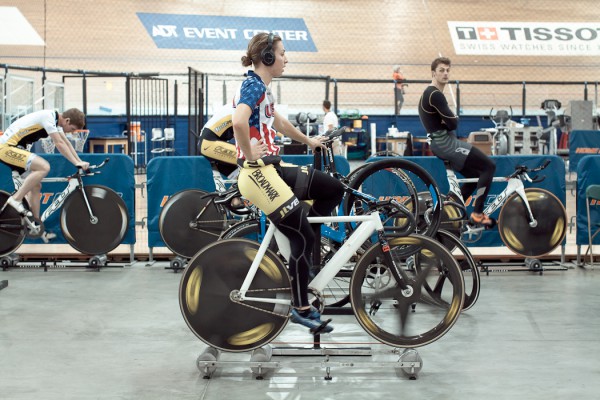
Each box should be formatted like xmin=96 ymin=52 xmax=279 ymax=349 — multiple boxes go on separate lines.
xmin=0 ymin=109 xmax=90 ymax=242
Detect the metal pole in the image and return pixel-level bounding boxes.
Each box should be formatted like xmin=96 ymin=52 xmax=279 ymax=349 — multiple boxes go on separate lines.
xmin=522 ymin=81 xmax=527 ymax=117
xmin=82 ymin=72 xmax=87 ymax=116
xmin=456 ymin=81 xmax=460 ymax=116
xmin=333 ymin=79 xmax=338 ymax=115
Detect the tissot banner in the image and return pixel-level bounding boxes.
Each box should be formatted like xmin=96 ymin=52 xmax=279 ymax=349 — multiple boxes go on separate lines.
xmin=137 ymin=13 xmax=317 ymax=51
xmin=448 ymin=21 xmax=600 ymax=56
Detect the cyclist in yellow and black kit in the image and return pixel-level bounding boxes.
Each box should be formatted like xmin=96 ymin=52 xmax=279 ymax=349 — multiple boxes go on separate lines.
xmin=0 ymin=108 xmax=89 ymax=241
xmin=233 ymin=32 xmax=344 ymax=333
xmin=198 ymin=102 xmax=238 ymax=178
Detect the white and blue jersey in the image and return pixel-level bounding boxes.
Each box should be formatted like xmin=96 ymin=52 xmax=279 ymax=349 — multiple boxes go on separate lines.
xmin=233 ymin=70 xmax=279 ymax=159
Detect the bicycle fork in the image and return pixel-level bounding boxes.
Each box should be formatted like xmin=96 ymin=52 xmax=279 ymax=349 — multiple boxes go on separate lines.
xmin=77 ymin=184 xmax=99 ymax=224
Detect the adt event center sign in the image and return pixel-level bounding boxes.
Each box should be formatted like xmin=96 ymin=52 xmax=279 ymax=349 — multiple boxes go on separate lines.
xmin=137 ymin=13 xmax=317 ymax=52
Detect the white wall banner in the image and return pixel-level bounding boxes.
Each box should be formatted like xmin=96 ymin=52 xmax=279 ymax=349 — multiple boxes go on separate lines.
xmin=0 ymin=7 xmax=45 ymax=46
xmin=448 ymin=21 xmax=600 ymax=56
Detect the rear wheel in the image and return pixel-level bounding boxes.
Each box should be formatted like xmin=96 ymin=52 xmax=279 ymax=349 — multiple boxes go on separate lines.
xmin=0 ymin=190 xmax=26 ymax=256
xmin=179 ymin=239 xmax=291 ymax=352
xmin=159 ymin=189 xmax=225 ymax=258
xmin=498 ymin=188 xmax=566 ymax=257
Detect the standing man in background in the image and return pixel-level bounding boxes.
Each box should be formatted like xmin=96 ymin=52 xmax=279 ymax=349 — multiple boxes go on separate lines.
xmin=393 ymin=65 xmax=408 ymax=115
xmin=321 ymin=100 xmax=342 ymax=155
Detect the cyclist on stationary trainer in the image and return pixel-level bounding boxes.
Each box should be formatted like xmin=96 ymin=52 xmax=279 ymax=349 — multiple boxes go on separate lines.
xmin=232 ymin=32 xmax=344 ymax=334
xmin=0 ymin=109 xmax=89 ymax=242
xmin=418 ymin=57 xmax=496 ymax=227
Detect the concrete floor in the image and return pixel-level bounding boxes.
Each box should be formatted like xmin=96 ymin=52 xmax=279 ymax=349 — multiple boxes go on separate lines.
xmin=1 ymin=261 xmax=600 ymax=400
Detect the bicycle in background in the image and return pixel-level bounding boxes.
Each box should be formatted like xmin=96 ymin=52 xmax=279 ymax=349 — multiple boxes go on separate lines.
xmin=0 ymin=159 xmax=128 ymax=265
xmin=440 ymin=159 xmax=567 ymax=262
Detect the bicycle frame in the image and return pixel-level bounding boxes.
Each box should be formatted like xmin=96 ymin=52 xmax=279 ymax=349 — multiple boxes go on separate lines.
xmin=446 ymin=168 xmax=537 ymax=228
xmin=12 ymin=172 xmax=97 ymax=224
xmin=237 ymin=212 xmax=388 ymax=306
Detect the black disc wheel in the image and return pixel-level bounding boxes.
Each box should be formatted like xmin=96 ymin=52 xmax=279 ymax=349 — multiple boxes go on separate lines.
xmin=180 ymin=239 xmax=291 ymax=352
xmin=350 ymin=234 xmax=464 ymax=348
xmin=159 ymin=189 xmax=225 ymax=258
xmin=0 ymin=190 xmax=26 ymax=256
xmin=61 ymin=185 xmax=128 ymax=255
xmin=498 ymin=188 xmax=566 ymax=257
xmin=435 ymin=229 xmax=480 ymax=311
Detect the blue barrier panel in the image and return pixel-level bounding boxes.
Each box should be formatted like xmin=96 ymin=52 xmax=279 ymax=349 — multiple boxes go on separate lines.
xmin=367 ymin=155 xmax=566 ymax=248
xmin=576 ymin=155 xmax=600 ymax=245
xmin=569 ymin=130 xmax=600 ymax=172
xmin=0 ymin=154 xmax=135 ymax=245
xmin=145 ymin=155 xmax=350 ymax=248
xmin=146 ymin=156 xmax=215 ymax=248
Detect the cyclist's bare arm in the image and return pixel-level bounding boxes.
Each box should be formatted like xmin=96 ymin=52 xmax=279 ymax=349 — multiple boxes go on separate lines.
xmin=50 ymin=132 xmax=89 ymax=169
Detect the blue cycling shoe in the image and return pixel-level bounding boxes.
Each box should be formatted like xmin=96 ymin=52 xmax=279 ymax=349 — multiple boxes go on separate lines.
xmin=290 ymin=307 xmax=333 ymax=334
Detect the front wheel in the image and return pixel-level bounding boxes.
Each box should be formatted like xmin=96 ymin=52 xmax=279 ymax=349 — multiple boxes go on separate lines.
xmin=498 ymin=188 xmax=566 ymax=257
xmin=436 ymin=229 xmax=480 ymax=311
xmin=0 ymin=190 xmax=26 ymax=256
xmin=180 ymin=239 xmax=291 ymax=352
xmin=61 ymin=185 xmax=128 ymax=255
xmin=350 ymin=234 xmax=464 ymax=348
xmin=344 ymin=159 xmax=443 ymax=238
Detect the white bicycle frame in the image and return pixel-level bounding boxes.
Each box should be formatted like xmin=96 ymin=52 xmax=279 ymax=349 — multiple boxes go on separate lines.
xmin=237 ymin=212 xmax=385 ymax=306
xmin=446 ymin=168 xmax=538 ymax=229
xmin=211 ymin=166 xmax=239 ymax=193
xmin=11 ymin=171 xmax=96 ymax=224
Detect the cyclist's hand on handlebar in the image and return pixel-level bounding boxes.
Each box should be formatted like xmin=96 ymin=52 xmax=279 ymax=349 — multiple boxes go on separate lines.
xmin=76 ymin=161 xmax=90 ymax=171
xmin=307 ymin=137 xmax=326 ymax=152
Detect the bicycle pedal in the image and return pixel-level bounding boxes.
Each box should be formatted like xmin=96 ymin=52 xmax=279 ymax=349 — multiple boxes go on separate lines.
xmin=369 ymin=300 xmax=382 ymax=315
xmin=310 ymin=318 xmax=333 ymax=335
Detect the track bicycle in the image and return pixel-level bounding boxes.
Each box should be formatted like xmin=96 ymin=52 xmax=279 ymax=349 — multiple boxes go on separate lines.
xmin=158 ymin=163 xmax=257 ymax=259
xmin=179 ymin=185 xmax=465 ymax=352
xmin=440 ymin=159 xmax=567 ymax=258
xmin=0 ymin=158 xmax=128 ymax=256
xmin=221 ymin=130 xmax=469 ymax=308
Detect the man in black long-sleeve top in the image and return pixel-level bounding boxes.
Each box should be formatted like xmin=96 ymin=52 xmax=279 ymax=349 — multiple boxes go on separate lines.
xmin=418 ymin=57 xmax=496 ymax=227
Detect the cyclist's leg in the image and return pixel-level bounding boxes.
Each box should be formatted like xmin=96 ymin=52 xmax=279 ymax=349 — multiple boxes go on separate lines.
xmin=305 ymin=168 xmax=345 ymax=218
xmin=0 ymin=147 xmax=48 ymax=218
xmin=458 ymin=147 xmax=496 ymax=223
xmin=238 ymin=164 xmax=332 ymax=332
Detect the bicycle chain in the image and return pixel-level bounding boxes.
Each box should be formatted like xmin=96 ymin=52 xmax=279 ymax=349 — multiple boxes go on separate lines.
xmin=229 ymin=287 xmax=291 ymax=318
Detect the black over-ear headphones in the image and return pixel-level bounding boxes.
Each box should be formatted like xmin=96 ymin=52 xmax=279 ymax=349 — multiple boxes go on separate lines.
xmin=260 ymin=32 xmax=275 ymax=66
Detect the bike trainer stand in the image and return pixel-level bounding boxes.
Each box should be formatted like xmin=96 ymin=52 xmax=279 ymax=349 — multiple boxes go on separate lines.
xmin=195 ymin=334 xmax=423 ymax=381
xmin=165 ymin=256 xmax=187 ymax=273
xmin=0 ymin=253 xmax=121 ymax=271
xmin=479 ymin=245 xmax=572 ymax=275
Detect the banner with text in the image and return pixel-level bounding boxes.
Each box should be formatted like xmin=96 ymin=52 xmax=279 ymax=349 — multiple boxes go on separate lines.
xmin=448 ymin=21 xmax=600 ymax=56
xmin=137 ymin=13 xmax=316 ymax=51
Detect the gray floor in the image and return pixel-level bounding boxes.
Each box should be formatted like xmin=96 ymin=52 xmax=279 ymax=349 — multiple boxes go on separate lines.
xmin=1 ymin=262 xmax=600 ymax=399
